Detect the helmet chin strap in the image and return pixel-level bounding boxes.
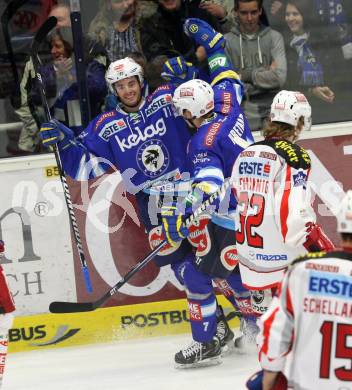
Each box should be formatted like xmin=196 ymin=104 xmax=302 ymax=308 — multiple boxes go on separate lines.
xmin=186 ymin=118 xmax=197 ymax=129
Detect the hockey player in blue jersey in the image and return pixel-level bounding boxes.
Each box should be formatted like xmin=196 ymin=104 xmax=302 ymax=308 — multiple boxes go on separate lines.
xmin=38 ymin=51 xmax=240 ymax=356
xmin=161 ymin=18 xmax=258 ymax=367
xmin=38 ymin=55 xmax=201 ymax=284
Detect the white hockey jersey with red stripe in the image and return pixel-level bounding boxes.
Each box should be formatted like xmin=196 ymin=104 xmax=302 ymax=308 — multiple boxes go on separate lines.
xmin=257 ymin=250 xmax=352 ymax=390
xmin=231 ymin=139 xmax=315 ymax=288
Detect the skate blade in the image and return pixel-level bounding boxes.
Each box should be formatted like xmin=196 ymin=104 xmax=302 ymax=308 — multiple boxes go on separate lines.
xmin=175 ymin=355 xmax=222 ymax=369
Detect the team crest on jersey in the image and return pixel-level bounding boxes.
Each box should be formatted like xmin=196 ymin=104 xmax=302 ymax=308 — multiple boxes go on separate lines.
xmin=293 ymin=171 xmax=307 ymax=188
xmin=217 ymin=81 xmax=227 ymax=90
xmin=136 ymin=139 xmax=169 ymax=178
xmin=251 ymin=290 xmax=265 ymax=305
xmin=220 ymin=245 xmax=239 ymax=271
xmin=148 ymin=226 xmax=180 ymax=255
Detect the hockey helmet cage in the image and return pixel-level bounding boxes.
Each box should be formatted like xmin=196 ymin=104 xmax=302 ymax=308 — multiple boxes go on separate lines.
xmin=270 ymin=90 xmax=312 ymax=131
xmin=173 ymin=79 xmax=214 ymax=119
xmin=105 ymin=57 xmax=144 ymax=94
xmin=337 ymin=190 xmax=352 ymax=233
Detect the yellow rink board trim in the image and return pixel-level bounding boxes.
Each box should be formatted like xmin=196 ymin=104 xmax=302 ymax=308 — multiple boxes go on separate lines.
xmin=8 ymin=297 xmax=239 ymax=353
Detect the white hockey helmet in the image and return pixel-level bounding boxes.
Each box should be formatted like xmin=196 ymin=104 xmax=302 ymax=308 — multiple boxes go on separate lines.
xmin=270 ymin=90 xmax=312 ymax=131
xmin=105 ymin=57 xmax=144 ymax=94
xmin=337 ymin=190 xmax=352 ymax=233
xmin=173 ymin=79 xmax=214 ymax=119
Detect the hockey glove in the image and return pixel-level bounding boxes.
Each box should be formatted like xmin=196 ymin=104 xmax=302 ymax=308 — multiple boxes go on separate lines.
xmin=303 ymin=222 xmax=335 ymax=252
xmin=161 ymin=56 xmax=199 ymax=85
xmin=161 ymin=203 xmax=189 ymax=247
xmin=183 ymin=18 xmax=225 ymax=55
xmin=40 ymin=119 xmax=75 ymax=150
xmin=246 ymin=370 xmax=288 ymax=390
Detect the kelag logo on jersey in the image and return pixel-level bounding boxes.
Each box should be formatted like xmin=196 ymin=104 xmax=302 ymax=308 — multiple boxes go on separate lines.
xmin=136 ymin=138 xmax=169 ymax=178
xmin=145 ymin=95 xmax=172 ymax=117
xmin=293 ymin=171 xmax=307 ymax=188
xmin=99 ymin=119 xmax=127 ymax=141
xmin=308 ymin=271 xmax=352 ymax=299
xmin=116 ymin=117 xmax=167 ymax=152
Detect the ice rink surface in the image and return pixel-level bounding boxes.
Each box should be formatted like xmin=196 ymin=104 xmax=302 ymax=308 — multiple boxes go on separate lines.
xmin=4 ymin=334 xmax=260 ymax=390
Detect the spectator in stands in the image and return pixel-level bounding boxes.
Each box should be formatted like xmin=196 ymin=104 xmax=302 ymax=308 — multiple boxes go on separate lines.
xmin=224 ymin=0 xmax=287 ymax=131
xmin=311 ymin=0 xmax=352 ymax=62
xmin=11 ymin=3 xmax=108 ymax=155
xmin=309 ymin=0 xmax=352 ymax=120
xmin=88 ymin=0 xmax=145 ymax=62
xmin=262 ymin=0 xmax=285 ymax=30
xmin=198 ymin=0 xmax=235 ymax=32
xmin=14 ymin=26 xmax=107 ymax=154
xmin=49 ymin=1 xmax=71 ymax=28
xmin=139 ymin=0 xmax=222 ymax=87
xmin=282 ymin=0 xmax=337 ymax=122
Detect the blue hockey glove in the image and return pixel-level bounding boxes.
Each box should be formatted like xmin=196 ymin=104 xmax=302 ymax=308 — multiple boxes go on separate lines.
xmin=40 ymin=119 xmax=74 ymax=149
xmin=161 ymin=203 xmax=190 ymax=247
xmin=161 ymin=56 xmax=199 ymax=85
xmin=246 ymin=370 xmax=288 ymax=390
xmin=246 ymin=370 xmax=263 ymax=390
xmin=183 ymin=18 xmax=225 ymax=54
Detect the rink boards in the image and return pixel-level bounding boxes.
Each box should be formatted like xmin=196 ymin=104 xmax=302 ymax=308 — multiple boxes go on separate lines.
xmin=7 ymin=296 xmax=239 ymax=353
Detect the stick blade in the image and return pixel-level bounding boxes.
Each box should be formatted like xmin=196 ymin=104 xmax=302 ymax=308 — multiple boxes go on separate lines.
xmin=32 ymin=16 xmax=57 ymax=49
xmin=49 ymin=301 xmax=95 ymax=314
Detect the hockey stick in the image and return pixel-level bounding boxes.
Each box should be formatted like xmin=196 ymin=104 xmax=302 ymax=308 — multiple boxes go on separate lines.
xmin=69 ymin=0 xmax=91 ymax=127
xmin=1 ymin=0 xmax=28 ymax=108
xmin=31 ymin=16 xmax=93 ymax=293
xmin=49 ymin=179 xmax=232 ymax=313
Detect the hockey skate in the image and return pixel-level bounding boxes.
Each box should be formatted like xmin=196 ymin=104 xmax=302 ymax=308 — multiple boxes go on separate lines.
xmin=216 ymin=306 xmax=234 ymax=354
xmin=174 ymin=336 xmax=222 ymax=368
xmin=234 ymin=317 xmax=259 ymax=354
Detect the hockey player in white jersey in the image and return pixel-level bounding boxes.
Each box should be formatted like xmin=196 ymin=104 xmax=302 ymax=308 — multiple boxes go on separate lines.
xmin=231 ymin=90 xmax=334 ymax=293
xmin=247 ymin=190 xmax=352 ymax=390
xmin=0 ymin=240 xmax=16 ymax=388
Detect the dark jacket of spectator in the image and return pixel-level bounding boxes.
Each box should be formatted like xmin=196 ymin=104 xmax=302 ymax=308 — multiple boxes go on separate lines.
xmin=282 ymin=0 xmax=348 ymax=123
xmin=139 ymin=0 xmax=222 ymax=64
xmin=15 ymin=30 xmax=107 ymax=152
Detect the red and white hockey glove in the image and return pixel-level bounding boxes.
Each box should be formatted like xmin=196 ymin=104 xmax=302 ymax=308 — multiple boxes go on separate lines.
xmin=0 ymin=241 xmax=15 ymax=314
xmin=303 ymin=222 xmax=335 ymax=252
xmin=246 ymin=370 xmax=288 ymax=390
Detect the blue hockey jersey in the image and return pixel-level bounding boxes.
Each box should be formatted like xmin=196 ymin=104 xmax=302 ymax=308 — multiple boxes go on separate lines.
xmin=59 ymin=84 xmax=192 ymax=191
xmin=187 ymin=49 xmax=254 ymax=228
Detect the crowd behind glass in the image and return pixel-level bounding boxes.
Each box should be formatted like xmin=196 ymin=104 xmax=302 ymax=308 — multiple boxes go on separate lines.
xmin=0 ymin=0 xmax=351 ymax=157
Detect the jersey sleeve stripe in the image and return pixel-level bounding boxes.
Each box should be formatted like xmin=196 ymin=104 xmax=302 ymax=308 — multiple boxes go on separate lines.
xmin=280 ymin=165 xmax=291 ymax=241
xmin=259 ymin=306 xmax=280 ymax=358
xmin=285 ymin=282 xmax=294 ymax=317
xmin=194 ymin=167 xmax=224 ymax=182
